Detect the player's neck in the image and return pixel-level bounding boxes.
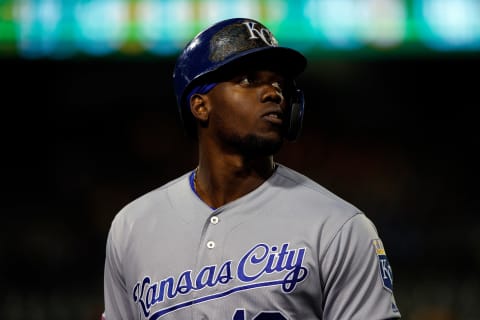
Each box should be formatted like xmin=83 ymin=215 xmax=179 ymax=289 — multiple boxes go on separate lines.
xmin=195 ymin=148 xmax=275 ymax=209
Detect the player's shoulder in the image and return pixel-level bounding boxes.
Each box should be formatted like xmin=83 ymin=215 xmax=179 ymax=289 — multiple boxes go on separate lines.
xmin=109 ymin=171 xmax=191 ymax=229
xmin=273 ymin=164 xmax=371 ymax=247
xmin=274 ymin=164 xmax=361 ymax=218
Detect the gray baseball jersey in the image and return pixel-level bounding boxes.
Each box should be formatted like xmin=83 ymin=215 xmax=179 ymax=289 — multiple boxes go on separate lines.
xmin=103 ymin=164 xmax=401 ymax=319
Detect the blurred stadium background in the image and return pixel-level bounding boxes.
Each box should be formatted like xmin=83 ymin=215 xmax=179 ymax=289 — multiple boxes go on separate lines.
xmin=1 ymin=0 xmax=479 ymax=319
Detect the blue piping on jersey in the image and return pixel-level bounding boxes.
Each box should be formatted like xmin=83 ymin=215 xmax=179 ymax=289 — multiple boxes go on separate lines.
xmin=189 ymin=165 xmax=279 ymax=211
xmin=189 ymin=169 xmax=216 ymax=210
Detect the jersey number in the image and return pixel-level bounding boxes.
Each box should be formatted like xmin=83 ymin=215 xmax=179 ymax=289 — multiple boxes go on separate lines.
xmin=233 ymin=309 xmax=288 ymax=320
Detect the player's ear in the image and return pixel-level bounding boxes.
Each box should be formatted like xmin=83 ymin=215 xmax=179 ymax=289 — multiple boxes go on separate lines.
xmin=190 ymin=94 xmax=210 ymax=122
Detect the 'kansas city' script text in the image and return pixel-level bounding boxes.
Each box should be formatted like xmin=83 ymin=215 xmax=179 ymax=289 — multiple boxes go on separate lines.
xmin=132 ymin=243 xmax=308 ymax=318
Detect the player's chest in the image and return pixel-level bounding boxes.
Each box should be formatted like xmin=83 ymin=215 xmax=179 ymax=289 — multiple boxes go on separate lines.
xmin=124 ymin=212 xmax=322 ymax=319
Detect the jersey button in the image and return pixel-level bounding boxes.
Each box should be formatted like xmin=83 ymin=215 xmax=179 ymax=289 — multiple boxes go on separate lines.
xmin=206 ymin=241 xmax=215 ymax=249
xmin=210 ymin=216 xmax=219 ymax=224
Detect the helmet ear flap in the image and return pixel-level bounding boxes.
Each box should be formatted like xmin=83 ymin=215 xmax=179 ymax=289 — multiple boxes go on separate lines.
xmin=285 ymin=88 xmax=304 ymax=141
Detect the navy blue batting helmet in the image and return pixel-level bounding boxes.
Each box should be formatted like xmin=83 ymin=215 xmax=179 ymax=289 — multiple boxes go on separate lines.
xmin=173 ymin=17 xmax=307 ymax=140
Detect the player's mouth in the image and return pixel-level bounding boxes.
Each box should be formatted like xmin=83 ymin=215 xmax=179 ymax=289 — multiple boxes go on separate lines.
xmin=262 ymin=110 xmax=284 ymax=125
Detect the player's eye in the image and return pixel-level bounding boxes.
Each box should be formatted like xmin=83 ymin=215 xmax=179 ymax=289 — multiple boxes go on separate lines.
xmin=238 ymin=75 xmax=253 ymax=86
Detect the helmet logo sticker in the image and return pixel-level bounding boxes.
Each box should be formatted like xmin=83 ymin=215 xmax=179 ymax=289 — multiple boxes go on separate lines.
xmin=209 ymin=21 xmax=278 ymax=63
xmin=242 ymin=21 xmax=278 ymax=47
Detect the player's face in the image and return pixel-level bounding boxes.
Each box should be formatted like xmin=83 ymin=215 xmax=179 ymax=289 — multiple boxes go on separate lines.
xmin=206 ymin=69 xmax=288 ymax=156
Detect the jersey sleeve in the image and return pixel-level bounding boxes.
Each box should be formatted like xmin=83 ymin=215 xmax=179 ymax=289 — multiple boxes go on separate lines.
xmin=103 ymin=215 xmax=136 ymax=320
xmin=320 ymin=213 xmax=401 ymax=319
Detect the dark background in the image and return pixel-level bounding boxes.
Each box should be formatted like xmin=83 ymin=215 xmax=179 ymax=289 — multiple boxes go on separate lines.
xmin=1 ymin=54 xmax=479 ymax=319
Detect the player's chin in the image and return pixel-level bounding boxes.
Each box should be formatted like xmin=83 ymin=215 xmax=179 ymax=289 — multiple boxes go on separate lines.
xmin=240 ymin=133 xmax=284 ymax=157
xmin=257 ymin=122 xmax=284 ymax=140
xmin=264 ymin=128 xmax=286 ymax=144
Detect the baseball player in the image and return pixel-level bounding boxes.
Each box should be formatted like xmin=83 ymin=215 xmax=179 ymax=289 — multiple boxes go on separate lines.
xmin=103 ymin=18 xmax=401 ymax=319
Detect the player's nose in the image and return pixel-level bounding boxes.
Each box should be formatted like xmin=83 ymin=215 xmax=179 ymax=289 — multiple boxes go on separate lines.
xmin=260 ymin=82 xmax=284 ymax=106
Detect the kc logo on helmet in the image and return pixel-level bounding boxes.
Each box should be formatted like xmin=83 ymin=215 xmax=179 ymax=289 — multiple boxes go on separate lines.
xmin=242 ymin=22 xmax=278 ymax=47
